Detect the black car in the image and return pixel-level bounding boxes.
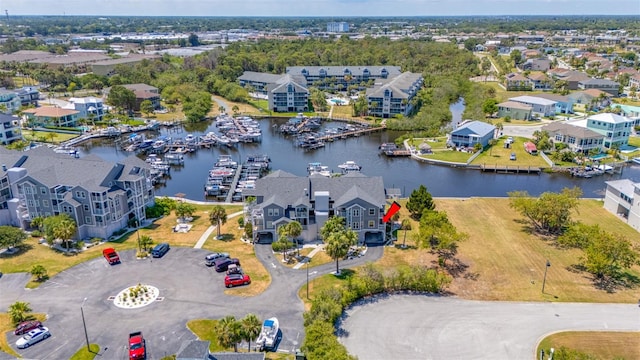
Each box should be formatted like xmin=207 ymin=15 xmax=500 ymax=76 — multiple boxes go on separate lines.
xmin=214 ymin=258 xmax=240 ymax=272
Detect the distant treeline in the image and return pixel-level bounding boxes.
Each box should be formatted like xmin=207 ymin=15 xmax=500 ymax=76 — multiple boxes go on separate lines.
xmin=2 ymin=15 xmax=639 ymax=37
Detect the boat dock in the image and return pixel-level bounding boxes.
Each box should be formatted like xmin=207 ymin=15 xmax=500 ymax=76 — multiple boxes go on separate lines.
xmin=384 ymin=149 xmax=411 ymax=157
xmin=225 ymin=164 xmax=244 ymax=203
xmin=480 ymin=165 xmax=541 ymax=174
xmin=316 ymin=125 xmax=386 ymax=142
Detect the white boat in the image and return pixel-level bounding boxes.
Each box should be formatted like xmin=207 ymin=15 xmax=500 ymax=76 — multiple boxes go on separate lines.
xmin=596 ymin=164 xmax=614 ymax=174
xmin=338 ymin=160 xmax=362 ymax=173
xmin=308 ymin=162 xmax=331 ymax=177
xmin=256 ymin=317 xmax=279 ymax=351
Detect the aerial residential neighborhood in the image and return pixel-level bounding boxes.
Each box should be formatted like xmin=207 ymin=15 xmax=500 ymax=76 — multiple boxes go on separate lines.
xmin=0 ymin=5 xmax=639 ymax=360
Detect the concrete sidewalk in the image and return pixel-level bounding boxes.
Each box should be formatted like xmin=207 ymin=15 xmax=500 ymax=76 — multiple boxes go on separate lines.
xmin=292 ymin=244 xmax=325 ymax=269
xmin=193 ymin=211 xmax=244 ymax=249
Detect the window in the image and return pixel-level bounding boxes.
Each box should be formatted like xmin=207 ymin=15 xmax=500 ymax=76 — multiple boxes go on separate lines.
xmin=84 ymin=204 xmax=89 ymax=211
xmin=40 ymin=187 xmax=47 ymax=194
xmin=273 ymin=208 xmax=279 ymax=216
xmin=352 ymin=222 xmax=360 ymax=230
xmin=267 ymin=208 xmax=273 ymax=216
xmin=555 ymin=134 xmax=563 ymax=142
xmin=85 ymin=216 xmax=91 ymax=224
xmin=369 ymin=208 xmax=375 ymax=216
xmin=368 ymin=220 xmax=375 ymax=228
xmin=352 ymin=208 xmax=360 ymax=217
xmin=43 ymin=200 xmax=49 ymax=207
xmin=266 ymin=221 xmax=273 ymax=229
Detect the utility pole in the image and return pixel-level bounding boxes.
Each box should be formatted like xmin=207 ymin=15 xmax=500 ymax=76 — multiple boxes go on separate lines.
xmin=80 ymin=298 xmax=90 ymax=352
xmin=542 ymin=260 xmax=551 ymax=293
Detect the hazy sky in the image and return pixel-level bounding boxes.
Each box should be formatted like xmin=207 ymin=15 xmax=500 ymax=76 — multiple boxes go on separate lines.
xmin=4 ymin=0 xmax=640 ymax=16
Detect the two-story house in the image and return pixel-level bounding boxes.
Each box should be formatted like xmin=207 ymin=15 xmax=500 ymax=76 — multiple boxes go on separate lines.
xmin=64 ymin=97 xmax=105 ymax=121
xmin=509 ymin=95 xmax=557 ymax=117
xmin=0 ymin=113 xmax=22 ymax=145
xmin=449 ymin=120 xmax=496 ymax=148
xmin=16 ymin=87 xmax=40 ymax=107
xmin=267 ymin=75 xmax=310 ymax=113
xmin=578 ymin=78 xmax=620 ymax=96
xmin=0 ymin=89 xmax=22 ymax=114
xmin=603 ymin=180 xmax=640 ymax=232
xmin=0 ymin=146 xmax=155 ymax=239
xmin=22 ymin=107 xmax=80 ymax=127
xmin=585 ymin=112 xmax=633 ymax=149
xmin=243 ymin=171 xmax=386 ymax=246
xmin=541 ymin=121 xmax=604 ymax=154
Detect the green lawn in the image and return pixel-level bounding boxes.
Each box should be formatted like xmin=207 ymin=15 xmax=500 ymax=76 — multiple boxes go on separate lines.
xmin=22 ymin=130 xmax=80 ymax=144
xmin=408 ymin=137 xmax=448 ymax=150
xmin=472 ymin=136 xmax=549 ymax=167
xmin=69 ymin=344 xmax=100 ymax=360
xmin=186 ymin=319 xmax=227 ymax=352
xmin=419 ymin=149 xmax=473 ymax=163
xmin=537 ymin=332 xmax=640 ymax=360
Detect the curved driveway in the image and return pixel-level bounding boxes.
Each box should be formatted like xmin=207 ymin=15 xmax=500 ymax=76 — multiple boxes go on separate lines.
xmin=338 ymin=295 xmax=640 ymax=360
xmin=0 ymin=244 xmax=383 ymax=359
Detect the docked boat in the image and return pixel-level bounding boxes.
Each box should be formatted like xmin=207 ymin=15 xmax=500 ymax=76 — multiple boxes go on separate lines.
xmin=256 ymin=317 xmax=279 ymax=351
xmin=338 ymin=160 xmax=362 ymax=173
xmin=308 ymin=162 xmax=331 ymax=177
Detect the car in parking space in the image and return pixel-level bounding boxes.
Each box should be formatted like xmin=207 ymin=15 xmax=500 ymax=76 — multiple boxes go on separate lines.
xmin=151 ymin=242 xmax=170 ymax=258
xmin=214 ymin=258 xmax=240 ymax=272
xmin=16 ymin=326 xmax=50 ymax=349
xmin=14 ymin=320 xmax=42 ymax=335
xmin=510 ymin=152 xmax=517 ymax=160
xmin=205 ymin=252 xmax=230 ymax=266
xmin=224 ymin=273 xmax=251 ymax=288
xmin=226 ymin=264 xmax=242 ymax=275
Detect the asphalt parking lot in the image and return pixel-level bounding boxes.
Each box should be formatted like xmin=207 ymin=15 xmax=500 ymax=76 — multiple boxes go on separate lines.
xmin=0 ymin=244 xmax=384 ymax=359
xmin=338 ymin=295 xmax=640 ymax=360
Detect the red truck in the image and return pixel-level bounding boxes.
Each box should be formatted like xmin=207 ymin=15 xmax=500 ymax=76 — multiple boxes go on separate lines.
xmin=128 ymin=331 xmax=146 ymax=359
xmin=103 ymin=248 xmax=120 ymax=265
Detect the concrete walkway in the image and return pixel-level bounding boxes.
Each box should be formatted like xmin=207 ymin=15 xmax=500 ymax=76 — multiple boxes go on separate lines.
xmin=193 ymin=211 xmax=244 ymax=249
xmin=292 ymin=244 xmax=325 ymax=269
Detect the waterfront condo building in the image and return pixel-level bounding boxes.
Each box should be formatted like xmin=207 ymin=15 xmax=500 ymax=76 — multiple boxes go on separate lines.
xmin=243 ymin=171 xmax=387 ymax=245
xmin=585 ymin=113 xmax=633 ymax=149
xmin=365 ymin=72 xmax=423 ymax=118
xmin=63 ymin=97 xmax=105 ymax=122
xmin=0 ymin=147 xmax=155 ymax=240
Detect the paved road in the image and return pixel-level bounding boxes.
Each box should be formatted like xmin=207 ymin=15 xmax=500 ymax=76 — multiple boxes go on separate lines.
xmin=0 ymin=243 xmax=383 ymax=359
xmin=338 ymin=295 xmax=640 ymax=360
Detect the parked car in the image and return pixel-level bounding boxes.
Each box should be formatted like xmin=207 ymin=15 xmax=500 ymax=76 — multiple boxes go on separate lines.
xmin=151 ymin=243 xmax=170 ymax=258
xmin=510 ymin=152 xmax=517 ymax=161
xmin=214 ymin=258 xmax=240 ymax=272
xmin=103 ymin=248 xmax=120 ymax=265
xmin=16 ymin=327 xmax=50 ymax=349
xmin=14 ymin=320 xmax=42 ymax=335
xmin=224 ymin=273 xmax=251 ymax=288
xmin=205 ymin=252 xmax=230 ymax=266
xmin=226 ymin=264 xmax=242 ymax=275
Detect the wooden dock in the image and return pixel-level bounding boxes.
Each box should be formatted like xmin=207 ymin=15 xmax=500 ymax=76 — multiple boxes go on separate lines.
xmin=480 ymin=164 xmax=541 ymax=174
xmin=384 ymin=149 xmax=411 ymax=157
xmin=317 ymin=125 xmax=386 ymax=142
xmin=225 ymin=164 xmax=243 ymax=203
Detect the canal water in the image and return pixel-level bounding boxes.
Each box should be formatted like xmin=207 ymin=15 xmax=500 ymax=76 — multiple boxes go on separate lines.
xmin=77 ymin=101 xmax=640 ymax=200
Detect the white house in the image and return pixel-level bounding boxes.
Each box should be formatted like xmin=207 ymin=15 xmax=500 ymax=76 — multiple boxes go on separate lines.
xmin=603 ymin=180 xmax=640 ymax=232
xmin=64 ymin=97 xmax=105 ymax=121
xmin=508 ymin=96 xmax=557 ymax=117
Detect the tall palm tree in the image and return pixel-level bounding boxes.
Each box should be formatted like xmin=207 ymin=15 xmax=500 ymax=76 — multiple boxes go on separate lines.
xmin=241 ymin=314 xmax=261 ymax=352
xmin=400 ymin=218 xmax=412 ymax=248
xmin=321 ymin=217 xmax=358 ymax=274
xmin=209 ymin=205 xmax=227 ymax=239
xmin=217 ymin=315 xmax=242 ymax=352
xmin=8 ymin=301 xmax=32 ymax=325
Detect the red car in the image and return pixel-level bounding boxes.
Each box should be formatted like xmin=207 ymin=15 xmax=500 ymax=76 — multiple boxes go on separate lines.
xmin=14 ymin=320 xmax=42 ymax=335
xmin=224 ymin=273 xmax=251 ymax=288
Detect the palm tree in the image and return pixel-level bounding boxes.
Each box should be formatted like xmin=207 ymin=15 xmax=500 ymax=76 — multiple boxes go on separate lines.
xmin=278 ymin=221 xmax=303 ymax=257
xmin=209 ymin=205 xmax=227 ymax=239
xmin=321 ymin=217 xmax=358 ymax=274
xmin=216 ymin=316 xmax=242 ymax=352
xmin=241 ymin=314 xmax=262 ymax=352
xmin=8 ymin=301 xmax=32 ymax=325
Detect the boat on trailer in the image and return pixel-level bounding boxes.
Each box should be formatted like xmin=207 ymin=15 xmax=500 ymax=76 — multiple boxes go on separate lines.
xmin=256 ymin=317 xmax=279 ymax=351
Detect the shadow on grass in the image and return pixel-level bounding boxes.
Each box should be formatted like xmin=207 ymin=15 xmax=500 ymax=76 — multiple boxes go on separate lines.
xmin=333 ymin=268 xmax=356 ymax=280
xmin=569 ymin=264 xmax=640 ymax=293
xmin=394 ymin=244 xmax=418 ymax=250
xmin=215 ymin=234 xmax=236 ymax=242
xmin=0 ymin=244 xmax=34 ymax=258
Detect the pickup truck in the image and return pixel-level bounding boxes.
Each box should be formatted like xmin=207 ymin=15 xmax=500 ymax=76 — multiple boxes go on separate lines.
xmin=103 ymin=248 xmax=120 ymax=265
xmin=128 ymin=331 xmax=146 ymax=359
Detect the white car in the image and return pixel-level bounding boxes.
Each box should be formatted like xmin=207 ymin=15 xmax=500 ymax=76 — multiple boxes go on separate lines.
xmin=16 ymin=326 xmax=50 ymax=349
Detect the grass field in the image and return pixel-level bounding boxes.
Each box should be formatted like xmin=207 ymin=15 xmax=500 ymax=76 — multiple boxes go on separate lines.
xmin=419 ymin=149 xmax=473 ymax=163
xmin=485 ymin=82 xmax=547 ymax=103
xmin=69 ymin=344 xmax=100 ymax=360
xmin=537 ymin=332 xmax=640 ymax=360
xmin=437 ymin=198 xmax=640 ymax=302
xmin=213 ymin=96 xmax=262 ymax=116
xmin=472 ymin=136 xmax=549 ymax=167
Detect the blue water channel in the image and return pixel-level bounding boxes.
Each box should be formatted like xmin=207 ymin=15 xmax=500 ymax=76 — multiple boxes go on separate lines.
xmin=77 ymin=101 xmax=640 ymax=200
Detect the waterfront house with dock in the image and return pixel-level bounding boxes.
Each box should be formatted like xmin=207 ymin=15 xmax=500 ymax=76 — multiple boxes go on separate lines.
xmin=449 ymin=120 xmax=496 ymax=148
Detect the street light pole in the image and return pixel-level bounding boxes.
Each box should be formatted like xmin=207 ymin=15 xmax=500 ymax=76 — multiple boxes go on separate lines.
xmin=80 ymin=297 xmax=90 ymax=352
xmin=306 ymin=258 xmax=311 ymax=300
xmin=136 ymin=219 xmax=141 ymax=252
xmin=542 ymin=260 xmax=551 ymax=293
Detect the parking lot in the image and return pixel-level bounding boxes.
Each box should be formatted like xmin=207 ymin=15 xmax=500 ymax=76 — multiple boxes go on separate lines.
xmin=0 ymin=245 xmax=383 ymax=359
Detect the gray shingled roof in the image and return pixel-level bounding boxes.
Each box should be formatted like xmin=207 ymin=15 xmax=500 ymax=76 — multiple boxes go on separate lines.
xmin=268 ymin=74 xmax=309 ymax=94
xmin=0 ymin=146 xmax=148 ymax=191
xmin=244 ymin=171 xmax=385 ymax=210
xmin=366 ymin=72 xmax=422 ymax=99
xmin=579 ymin=78 xmax=619 ymax=86
xmin=451 ymin=120 xmax=495 ymax=137
xmin=176 ymin=340 xmax=210 ymax=360
xmin=542 ymin=122 xmax=603 ymax=139
xmin=238 ymin=71 xmax=286 ymax=84
xmin=287 ymin=65 xmax=401 ymax=77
